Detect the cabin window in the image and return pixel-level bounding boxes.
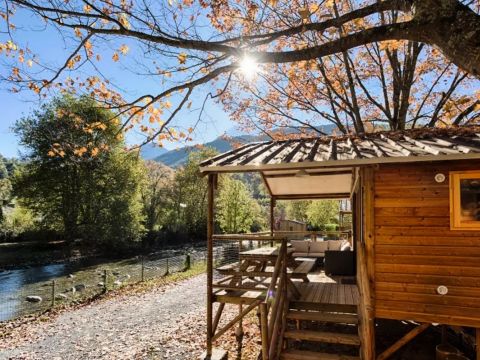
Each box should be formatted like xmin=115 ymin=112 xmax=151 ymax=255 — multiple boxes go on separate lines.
xmin=450 ymin=171 xmax=480 ymax=230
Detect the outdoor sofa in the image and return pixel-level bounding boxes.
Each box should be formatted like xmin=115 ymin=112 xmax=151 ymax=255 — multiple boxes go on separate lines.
xmin=291 ymin=239 xmax=355 ymax=276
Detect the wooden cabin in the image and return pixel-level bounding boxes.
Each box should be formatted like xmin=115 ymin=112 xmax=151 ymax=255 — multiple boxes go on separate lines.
xmin=278 ymin=219 xmax=307 ymax=232
xmin=199 ymin=127 xmax=480 ymax=360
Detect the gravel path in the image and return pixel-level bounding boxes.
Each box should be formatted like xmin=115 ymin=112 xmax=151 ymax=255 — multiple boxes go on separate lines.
xmin=0 ymin=274 xmax=217 ymax=360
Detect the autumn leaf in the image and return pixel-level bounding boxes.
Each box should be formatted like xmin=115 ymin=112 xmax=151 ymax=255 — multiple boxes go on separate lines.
xmin=177 ymin=53 xmax=187 ymax=64
xmin=84 ymin=40 xmax=92 ymax=51
xmin=83 ymin=4 xmax=92 ymax=13
xmin=112 ymin=52 xmax=119 ymax=62
xmin=119 ymin=45 xmax=129 ymax=55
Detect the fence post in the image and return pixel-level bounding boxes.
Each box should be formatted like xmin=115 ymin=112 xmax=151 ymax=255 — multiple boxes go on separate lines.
xmin=141 ymin=255 xmax=145 ymax=282
xmin=51 ymin=280 xmax=56 ymax=307
xmin=165 ymin=258 xmax=169 ymax=276
xmin=103 ymin=269 xmax=108 ymax=293
xmin=184 ymin=254 xmax=191 ymax=271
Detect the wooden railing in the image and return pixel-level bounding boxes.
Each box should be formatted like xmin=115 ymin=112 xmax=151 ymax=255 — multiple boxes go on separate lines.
xmin=208 ymin=233 xmax=291 ymax=360
xmin=273 ymin=230 xmax=352 ymax=240
xmin=260 ymin=238 xmax=289 ymax=360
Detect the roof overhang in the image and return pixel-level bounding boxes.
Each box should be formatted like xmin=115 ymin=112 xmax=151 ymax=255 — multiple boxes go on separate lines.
xmin=199 ymin=127 xmax=480 ymax=199
xmin=200 ymin=152 xmax=480 ymax=174
xmin=262 ymin=168 xmax=353 ymax=199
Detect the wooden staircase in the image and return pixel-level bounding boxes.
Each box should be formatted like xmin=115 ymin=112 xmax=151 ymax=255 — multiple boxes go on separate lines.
xmin=279 ymin=303 xmax=361 ymax=360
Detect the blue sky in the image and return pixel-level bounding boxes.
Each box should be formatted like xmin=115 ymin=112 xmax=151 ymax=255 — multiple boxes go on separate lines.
xmin=0 ymin=7 xmax=237 ymax=158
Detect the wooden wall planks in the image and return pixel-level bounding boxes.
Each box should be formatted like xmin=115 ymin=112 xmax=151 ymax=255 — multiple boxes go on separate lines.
xmin=373 ymin=160 xmax=480 ymax=328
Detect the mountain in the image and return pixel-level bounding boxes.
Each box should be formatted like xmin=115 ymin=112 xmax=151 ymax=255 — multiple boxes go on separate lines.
xmin=152 ymin=124 xmax=338 ymax=168
xmin=140 ymin=143 xmax=169 ymax=160
xmin=153 ymin=134 xmax=258 ymax=168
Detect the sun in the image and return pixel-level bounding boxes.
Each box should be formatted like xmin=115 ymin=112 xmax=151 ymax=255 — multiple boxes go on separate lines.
xmin=239 ymin=55 xmax=259 ymax=80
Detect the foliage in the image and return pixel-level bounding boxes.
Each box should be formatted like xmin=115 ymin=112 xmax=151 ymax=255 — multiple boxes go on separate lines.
xmin=305 ymin=200 xmax=340 ymax=230
xmin=140 ymin=161 xmax=174 ymax=233
xmin=217 ymin=176 xmax=263 ymax=233
xmin=167 ymin=148 xmax=218 ymax=239
xmin=285 ymin=201 xmax=311 ymax=222
xmin=1 ymin=0 xmax=480 ymax=148
xmin=12 ymin=95 xmax=145 ymax=247
xmin=0 ymin=203 xmax=36 ymax=239
xmin=0 ymin=155 xmax=17 ymax=223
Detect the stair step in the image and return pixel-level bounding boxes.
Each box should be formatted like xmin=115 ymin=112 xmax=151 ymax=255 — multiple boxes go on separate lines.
xmin=280 ymin=349 xmax=360 ymax=360
xmin=290 ymin=301 xmax=357 ymax=314
xmin=284 ymin=330 xmax=361 ymax=346
xmin=287 ymin=311 xmax=358 ymax=324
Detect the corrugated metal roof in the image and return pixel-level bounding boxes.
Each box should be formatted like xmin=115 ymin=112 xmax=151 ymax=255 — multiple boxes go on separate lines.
xmin=200 ymin=127 xmax=480 ymax=172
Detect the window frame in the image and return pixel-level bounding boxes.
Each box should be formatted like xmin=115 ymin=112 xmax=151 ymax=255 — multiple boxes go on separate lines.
xmin=450 ymin=170 xmax=480 ymax=231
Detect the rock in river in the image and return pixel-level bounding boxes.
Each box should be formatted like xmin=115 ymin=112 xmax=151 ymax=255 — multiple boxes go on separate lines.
xmin=26 ymin=295 xmax=43 ymax=303
xmin=55 ymin=293 xmax=68 ymax=301
xmin=74 ymin=284 xmax=86 ymax=292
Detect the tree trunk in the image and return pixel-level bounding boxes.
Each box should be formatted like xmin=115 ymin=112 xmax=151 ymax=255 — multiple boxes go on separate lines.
xmin=414 ymin=0 xmax=480 ymax=77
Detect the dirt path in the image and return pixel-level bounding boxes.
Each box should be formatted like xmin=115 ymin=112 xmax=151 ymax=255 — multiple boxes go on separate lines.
xmin=0 ymin=274 xmax=215 ymax=360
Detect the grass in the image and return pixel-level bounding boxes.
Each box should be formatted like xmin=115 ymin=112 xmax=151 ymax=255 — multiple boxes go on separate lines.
xmin=103 ymin=261 xmax=206 ymax=297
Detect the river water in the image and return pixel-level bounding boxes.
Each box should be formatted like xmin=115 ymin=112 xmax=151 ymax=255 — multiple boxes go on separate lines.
xmin=0 ymin=247 xmax=206 ymax=322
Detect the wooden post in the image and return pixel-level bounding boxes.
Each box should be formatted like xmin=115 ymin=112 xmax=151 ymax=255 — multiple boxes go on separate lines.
xmin=270 ymin=197 xmax=275 ymax=247
xmin=260 ymin=302 xmax=269 ymax=360
xmin=51 ymin=280 xmax=56 ymax=307
xmin=206 ymin=173 xmax=216 ymax=358
xmin=357 ymin=167 xmax=376 ymax=360
xmin=103 ymin=269 xmax=108 ymax=293
xmin=377 ymin=323 xmax=430 ymax=360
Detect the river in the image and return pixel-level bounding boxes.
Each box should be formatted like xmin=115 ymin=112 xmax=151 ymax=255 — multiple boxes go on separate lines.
xmin=0 ymin=246 xmax=206 ymax=322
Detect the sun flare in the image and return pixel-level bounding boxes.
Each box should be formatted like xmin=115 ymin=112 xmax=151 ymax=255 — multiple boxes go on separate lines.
xmin=239 ymin=56 xmax=259 ymax=80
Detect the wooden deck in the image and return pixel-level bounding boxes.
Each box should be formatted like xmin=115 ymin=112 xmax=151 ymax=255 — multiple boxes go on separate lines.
xmin=290 ymin=271 xmax=359 ymax=312
xmin=297 ymin=282 xmax=359 ymax=306
xmin=213 ymin=269 xmax=359 ymax=310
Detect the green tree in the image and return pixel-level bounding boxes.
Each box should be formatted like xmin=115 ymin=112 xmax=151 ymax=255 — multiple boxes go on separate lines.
xmin=217 ymin=176 xmax=261 ymax=234
xmin=140 ymin=161 xmax=174 ymax=233
xmin=13 ymin=95 xmax=145 ymax=247
xmin=0 ymin=155 xmax=16 ymax=222
xmin=306 ymin=200 xmax=340 ymax=230
xmin=168 ymin=148 xmax=218 ymax=238
xmin=286 ymin=200 xmax=312 ymax=223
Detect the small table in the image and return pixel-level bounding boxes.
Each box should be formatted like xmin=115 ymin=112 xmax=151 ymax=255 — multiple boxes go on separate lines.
xmin=239 ymin=247 xmax=295 ymax=266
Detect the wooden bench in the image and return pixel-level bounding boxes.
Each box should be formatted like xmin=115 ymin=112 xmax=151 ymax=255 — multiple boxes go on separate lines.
xmin=216 ymin=262 xmax=239 ymax=274
xmin=292 ymin=260 xmax=315 ymax=283
xmin=216 ymin=262 xmax=257 ymax=276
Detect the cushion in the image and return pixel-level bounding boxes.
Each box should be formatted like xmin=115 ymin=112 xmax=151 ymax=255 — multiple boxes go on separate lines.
xmin=340 ymin=240 xmax=351 ymax=251
xmin=292 ymin=252 xmax=310 ymax=258
xmin=328 ymin=240 xmax=343 ymax=251
xmin=309 ymin=253 xmax=326 ymax=258
xmin=309 ymin=241 xmax=328 ymax=253
xmin=291 ymin=240 xmax=310 ymax=253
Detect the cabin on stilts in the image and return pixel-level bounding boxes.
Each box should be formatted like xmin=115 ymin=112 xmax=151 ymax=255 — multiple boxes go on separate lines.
xmin=199 ymin=126 xmax=480 ymax=360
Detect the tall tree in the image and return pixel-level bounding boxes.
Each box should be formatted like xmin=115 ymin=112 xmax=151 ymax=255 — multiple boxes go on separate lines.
xmin=168 ymin=148 xmax=218 ymax=238
xmin=217 ymin=176 xmax=261 ymax=234
xmin=140 ymin=161 xmax=174 ymax=233
xmin=306 ymin=200 xmax=340 ymax=229
xmin=1 ymin=1 xmax=479 ymax=144
xmin=285 ymin=201 xmax=311 ymax=223
xmin=13 ymin=95 xmax=145 ymax=246
xmin=0 ymin=157 xmax=12 ymax=221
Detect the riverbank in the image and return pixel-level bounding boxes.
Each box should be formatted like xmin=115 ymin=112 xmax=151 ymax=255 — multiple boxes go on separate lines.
xmin=0 ymin=272 xmax=261 ymax=360
xmin=0 ymin=239 xmax=207 ymax=270
xmin=0 ymin=246 xmax=207 ymax=322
